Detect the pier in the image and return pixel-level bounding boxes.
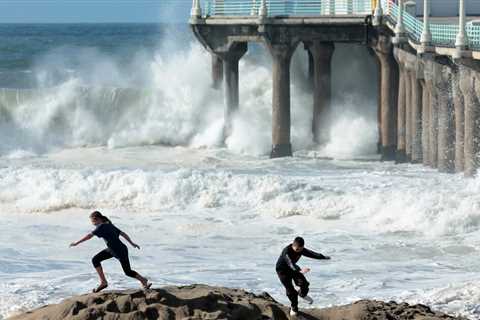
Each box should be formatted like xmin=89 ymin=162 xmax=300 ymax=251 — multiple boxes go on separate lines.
xmin=190 ymin=0 xmax=480 ymax=176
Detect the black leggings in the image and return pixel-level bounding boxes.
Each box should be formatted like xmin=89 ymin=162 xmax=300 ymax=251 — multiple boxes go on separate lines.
xmin=277 ymin=270 xmax=310 ymax=311
xmin=92 ymin=249 xmax=139 ymax=278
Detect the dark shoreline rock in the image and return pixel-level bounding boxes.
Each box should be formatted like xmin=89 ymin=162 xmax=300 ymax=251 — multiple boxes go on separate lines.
xmin=8 ymin=284 xmax=467 ymax=320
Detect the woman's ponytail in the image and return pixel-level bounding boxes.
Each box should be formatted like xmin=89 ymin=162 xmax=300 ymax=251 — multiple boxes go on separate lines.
xmin=90 ymin=211 xmax=111 ymax=224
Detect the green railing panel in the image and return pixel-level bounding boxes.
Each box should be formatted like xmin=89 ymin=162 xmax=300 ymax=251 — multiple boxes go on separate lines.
xmin=403 ymin=11 xmax=423 ymax=42
xmin=467 ymin=25 xmax=480 ymax=49
xmin=431 ymin=24 xmax=459 ymax=47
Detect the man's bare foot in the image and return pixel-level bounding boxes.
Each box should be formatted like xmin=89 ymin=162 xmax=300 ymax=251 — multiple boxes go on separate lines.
xmin=92 ymin=282 xmax=108 ymax=293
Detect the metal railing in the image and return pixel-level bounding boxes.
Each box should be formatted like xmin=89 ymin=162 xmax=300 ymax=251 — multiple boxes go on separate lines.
xmin=203 ymin=0 xmax=372 ymax=16
xmin=196 ymin=0 xmax=480 ymax=51
xmin=383 ymin=0 xmax=457 ymax=48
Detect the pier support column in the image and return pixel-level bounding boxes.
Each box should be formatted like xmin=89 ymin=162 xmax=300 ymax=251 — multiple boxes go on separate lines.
xmin=453 ymin=70 xmax=465 ymax=172
xmin=424 ymin=59 xmax=438 ymax=168
xmin=374 ymin=35 xmax=398 ymax=161
xmin=436 ymin=64 xmax=455 ymax=173
xmin=305 ymin=41 xmax=335 ymax=144
xmin=393 ymin=47 xmax=407 ymax=163
xmin=411 ymin=70 xmax=423 ymax=163
xmin=218 ymin=43 xmax=247 ymax=137
xmin=421 ymin=79 xmax=431 ymax=165
xmin=429 ymin=86 xmax=438 ymax=168
xmin=306 ymin=48 xmax=314 ymax=89
xmin=377 ymin=64 xmax=383 ymax=154
xmin=373 ymin=50 xmax=383 ymax=154
xmin=396 ymin=64 xmax=407 ymax=163
xmin=266 ymin=40 xmax=299 ymax=158
xmin=405 ymin=69 xmax=412 ymax=161
xmin=370 ymin=47 xmax=382 ymax=154
xmin=460 ymin=67 xmax=480 ymax=176
xmin=211 ymin=54 xmax=224 ymax=89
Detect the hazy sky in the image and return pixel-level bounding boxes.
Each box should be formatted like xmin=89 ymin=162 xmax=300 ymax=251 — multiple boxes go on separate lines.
xmin=0 ymin=0 xmax=192 ymax=23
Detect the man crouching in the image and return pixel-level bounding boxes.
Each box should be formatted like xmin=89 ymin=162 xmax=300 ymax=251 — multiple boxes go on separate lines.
xmin=276 ymin=236 xmax=330 ymax=316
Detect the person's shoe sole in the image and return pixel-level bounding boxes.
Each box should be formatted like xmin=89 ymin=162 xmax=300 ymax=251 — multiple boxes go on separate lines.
xmin=301 ymin=295 xmax=314 ymax=304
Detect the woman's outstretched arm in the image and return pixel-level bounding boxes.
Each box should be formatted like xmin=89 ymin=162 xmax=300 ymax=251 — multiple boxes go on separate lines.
xmin=70 ymin=233 xmax=94 ymax=247
xmin=120 ymin=232 xmax=140 ymax=249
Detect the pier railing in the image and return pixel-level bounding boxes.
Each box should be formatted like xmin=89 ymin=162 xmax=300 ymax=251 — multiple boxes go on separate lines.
xmin=194 ymin=0 xmax=480 ymax=51
xmin=382 ymin=0 xmax=479 ymax=50
xmin=383 ymin=0 xmax=458 ymax=48
xmin=203 ymin=0 xmax=372 ymax=16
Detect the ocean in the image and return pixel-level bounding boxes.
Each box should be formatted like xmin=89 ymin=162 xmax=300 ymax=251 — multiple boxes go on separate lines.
xmin=0 ymin=23 xmax=479 ymax=319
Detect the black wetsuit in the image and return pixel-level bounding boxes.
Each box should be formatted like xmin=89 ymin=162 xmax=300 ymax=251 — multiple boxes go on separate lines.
xmin=91 ymin=223 xmax=138 ymax=278
xmin=276 ymin=244 xmax=328 ymax=311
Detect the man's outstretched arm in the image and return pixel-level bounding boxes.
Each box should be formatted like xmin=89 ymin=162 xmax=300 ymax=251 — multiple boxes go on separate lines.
xmin=302 ymin=248 xmax=330 ymax=260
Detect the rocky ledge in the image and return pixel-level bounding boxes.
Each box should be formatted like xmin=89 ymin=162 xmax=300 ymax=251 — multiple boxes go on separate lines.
xmin=9 ymin=284 xmax=466 ymax=320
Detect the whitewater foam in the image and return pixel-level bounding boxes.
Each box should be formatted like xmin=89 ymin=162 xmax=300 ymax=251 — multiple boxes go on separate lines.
xmin=0 ymin=42 xmax=379 ymax=158
xmin=0 ymin=147 xmax=479 ymax=239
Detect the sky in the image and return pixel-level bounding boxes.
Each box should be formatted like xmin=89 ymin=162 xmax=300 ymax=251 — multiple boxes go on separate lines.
xmin=0 ymin=0 xmax=192 ymax=23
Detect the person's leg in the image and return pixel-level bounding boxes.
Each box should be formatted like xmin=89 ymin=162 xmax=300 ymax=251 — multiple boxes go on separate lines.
xmin=293 ymin=272 xmax=310 ymax=298
xmin=277 ymin=271 xmax=299 ymax=312
xmin=92 ymin=249 xmax=113 ymax=292
xmin=119 ymin=257 xmax=149 ymax=287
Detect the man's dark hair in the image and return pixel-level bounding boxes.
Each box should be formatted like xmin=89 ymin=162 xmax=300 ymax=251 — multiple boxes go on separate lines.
xmin=293 ymin=236 xmax=304 ymax=247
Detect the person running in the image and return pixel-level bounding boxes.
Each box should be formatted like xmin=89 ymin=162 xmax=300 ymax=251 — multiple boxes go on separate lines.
xmin=276 ymin=236 xmax=330 ymax=316
xmin=70 ymin=211 xmax=152 ymax=293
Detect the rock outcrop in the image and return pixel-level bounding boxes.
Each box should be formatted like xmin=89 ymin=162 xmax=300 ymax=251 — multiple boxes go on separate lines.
xmin=9 ymin=284 xmax=466 ymax=320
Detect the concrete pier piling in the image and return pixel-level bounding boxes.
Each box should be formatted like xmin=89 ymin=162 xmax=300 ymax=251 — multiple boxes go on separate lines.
xmin=375 ymin=55 xmax=383 ymax=154
xmin=404 ymin=69 xmax=412 ymax=161
xmin=267 ymin=40 xmax=298 ymax=158
xmin=307 ymin=48 xmax=315 ymax=90
xmin=411 ymin=70 xmax=423 ymax=163
xmin=436 ymin=63 xmax=455 ymax=173
xmin=424 ymin=59 xmax=438 ymax=168
xmin=453 ymin=69 xmax=465 ymax=172
xmin=221 ymin=43 xmax=247 ymax=137
xmin=396 ymin=64 xmax=407 ymax=162
xmin=429 ymin=87 xmax=439 ymax=168
xmin=394 ymin=48 xmax=407 ymax=163
xmin=421 ymin=79 xmax=431 ymax=166
xmin=306 ymin=41 xmax=335 ymax=144
xmin=375 ymin=35 xmax=398 ymax=161
xmin=212 ymin=54 xmax=224 ymax=89
xmin=461 ymin=67 xmax=480 ymax=176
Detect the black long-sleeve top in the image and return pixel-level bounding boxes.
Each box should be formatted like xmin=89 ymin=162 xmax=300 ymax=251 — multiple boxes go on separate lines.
xmin=92 ymin=223 xmax=127 ymax=259
xmin=276 ymin=244 xmax=327 ymax=272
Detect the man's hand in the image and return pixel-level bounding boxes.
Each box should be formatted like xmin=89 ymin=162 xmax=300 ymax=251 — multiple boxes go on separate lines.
xmin=324 ymin=256 xmax=331 ymax=260
xmin=133 ymin=243 xmax=141 ymax=249
xmin=69 ymin=242 xmax=78 ymax=247
xmin=300 ymin=267 xmax=311 ymax=274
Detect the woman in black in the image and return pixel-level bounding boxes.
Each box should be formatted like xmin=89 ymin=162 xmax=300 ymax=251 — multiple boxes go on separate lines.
xmin=70 ymin=211 xmax=151 ymax=293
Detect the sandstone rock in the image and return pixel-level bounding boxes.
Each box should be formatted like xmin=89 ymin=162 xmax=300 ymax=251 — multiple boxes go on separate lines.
xmin=8 ymin=284 xmax=467 ymax=320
